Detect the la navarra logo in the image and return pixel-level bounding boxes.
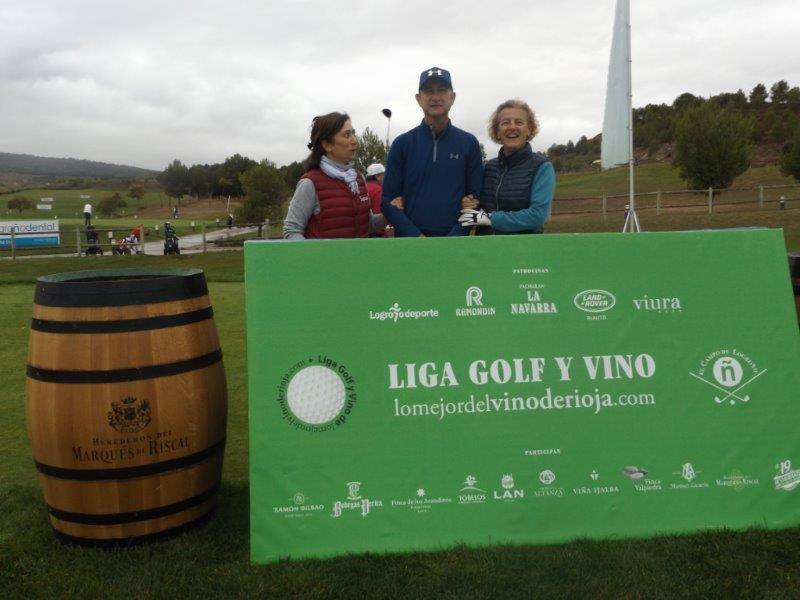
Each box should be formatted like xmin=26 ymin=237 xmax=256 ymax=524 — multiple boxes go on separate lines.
xmin=108 ymin=396 xmax=151 ymax=433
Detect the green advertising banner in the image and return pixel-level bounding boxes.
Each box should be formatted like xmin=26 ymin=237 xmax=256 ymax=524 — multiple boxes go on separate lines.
xmin=245 ymin=229 xmax=800 ymax=564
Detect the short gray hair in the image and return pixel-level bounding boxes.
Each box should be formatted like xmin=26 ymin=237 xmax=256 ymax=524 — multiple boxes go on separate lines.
xmin=487 ymin=99 xmax=539 ymax=144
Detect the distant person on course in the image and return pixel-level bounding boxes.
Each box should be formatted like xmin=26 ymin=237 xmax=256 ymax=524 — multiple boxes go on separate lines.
xmin=283 ymin=112 xmax=387 ymax=239
xmin=83 ymin=202 xmax=92 ymax=226
xmin=380 ymin=67 xmax=483 ymax=237
xmin=365 ymin=163 xmax=389 ymax=237
xmin=459 ymin=98 xmax=555 ymax=234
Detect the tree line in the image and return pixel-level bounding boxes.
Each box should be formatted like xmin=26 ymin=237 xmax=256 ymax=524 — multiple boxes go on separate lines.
xmin=152 ymin=80 xmax=800 ymax=221
xmin=157 ymin=127 xmax=390 ymax=222
xmin=549 ymin=80 xmax=800 ymax=173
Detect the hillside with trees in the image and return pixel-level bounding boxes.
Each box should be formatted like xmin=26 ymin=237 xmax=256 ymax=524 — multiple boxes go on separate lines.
xmin=548 ymin=80 xmax=800 ymax=174
xmin=0 ymin=152 xmax=156 ymax=179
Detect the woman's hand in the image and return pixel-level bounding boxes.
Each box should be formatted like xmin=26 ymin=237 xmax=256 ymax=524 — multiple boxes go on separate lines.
xmin=389 ymin=196 xmax=404 ymax=210
xmin=461 ymin=194 xmax=479 ymax=210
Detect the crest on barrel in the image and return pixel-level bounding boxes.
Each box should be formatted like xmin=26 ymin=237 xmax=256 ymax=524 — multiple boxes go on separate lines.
xmin=108 ymin=396 xmax=152 ymax=433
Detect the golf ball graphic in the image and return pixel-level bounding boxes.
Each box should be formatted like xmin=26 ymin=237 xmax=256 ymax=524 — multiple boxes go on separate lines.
xmin=286 ymin=365 xmax=345 ymax=425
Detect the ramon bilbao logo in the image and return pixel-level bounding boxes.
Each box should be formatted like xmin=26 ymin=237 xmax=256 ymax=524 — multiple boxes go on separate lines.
xmin=690 ymin=349 xmax=766 ymax=406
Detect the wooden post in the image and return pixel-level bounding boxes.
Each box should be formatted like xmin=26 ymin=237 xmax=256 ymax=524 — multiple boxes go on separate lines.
xmin=759 ymin=185 xmax=764 ymax=210
xmin=602 ymin=195 xmax=607 ymax=221
xmin=76 ymin=227 xmax=81 ymax=256
xmin=265 ymin=218 xmax=270 ymax=239
xmin=656 ymin=191 xmax=661 ymax=216
xmin=202 ymin=223 xmax=207 ymax=253
xmin=708 ymin=187 xmax=713 ymax=214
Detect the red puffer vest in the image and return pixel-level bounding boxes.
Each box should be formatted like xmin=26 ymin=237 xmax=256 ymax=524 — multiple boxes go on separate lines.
xmin=302 ymin=169 xmax=371 ymax=239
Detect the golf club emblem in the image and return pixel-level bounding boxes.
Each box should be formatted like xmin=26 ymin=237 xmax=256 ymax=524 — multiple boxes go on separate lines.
xmin=690 ymin=351 xmax=766 ymax=406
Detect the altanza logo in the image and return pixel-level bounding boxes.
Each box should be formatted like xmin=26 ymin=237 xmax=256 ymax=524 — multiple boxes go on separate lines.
xmin=369 ymin=302 xmax=439 ymax=322
xmin=573 ymin=290 xmax=616 ymax=313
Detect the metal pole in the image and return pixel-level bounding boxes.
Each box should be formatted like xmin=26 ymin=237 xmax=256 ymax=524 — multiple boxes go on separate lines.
xmin=602 ymin=194 xmax=607 ymax=221
xmin=759 ymin=185 xmax=764 ymax=210
xmin=11 ymin=231 xmax=16 ymax=260
xmin=265 ymin=218 xmax=270 ymax=239
xmin=382 ymin=108 xmax=392 ymax=152
xmin=656 ymin=191 xmax=661 ymax=216
xmin=202 ymin=223 xmax=207 ymax=253
xmin=623 ymin=2 xmax=639 ymax=233
xmin=76 ymin=227 xmax=81 ymax=255
xmin=627 ymin=2 xmax=634 ymax=223
xmin=708 ymin=187 xmax=713 ymax=214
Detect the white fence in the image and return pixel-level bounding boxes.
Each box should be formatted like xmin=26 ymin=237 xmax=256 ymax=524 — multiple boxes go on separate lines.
xmin=552 ymin=183 xmax=800 ymax=218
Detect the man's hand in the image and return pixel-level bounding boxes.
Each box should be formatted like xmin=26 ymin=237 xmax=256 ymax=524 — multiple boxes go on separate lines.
xmin=458 ymin=208 xmax=491 ymax=228
xmin=461 ymin=194 xmax=479 ymax=210
xmin=389 ymin=196 xmax=404 ymax=210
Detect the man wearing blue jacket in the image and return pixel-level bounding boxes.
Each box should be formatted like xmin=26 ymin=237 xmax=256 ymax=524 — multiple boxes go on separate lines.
xmin=381 ymin=67 xmax=483 ymax=237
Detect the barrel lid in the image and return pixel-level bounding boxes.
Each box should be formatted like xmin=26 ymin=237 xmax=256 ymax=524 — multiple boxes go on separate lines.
xmin=35 ymin=268 xmax=208 ymax=307
xmin=790 ymin=253 xmax=800 ymax=277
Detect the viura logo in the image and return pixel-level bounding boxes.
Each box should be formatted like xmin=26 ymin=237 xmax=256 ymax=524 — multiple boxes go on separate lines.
xmin=573 ymin=289 xmax=615 ymax=320
xmin=632 ymin=294 xmax=683 ymax=312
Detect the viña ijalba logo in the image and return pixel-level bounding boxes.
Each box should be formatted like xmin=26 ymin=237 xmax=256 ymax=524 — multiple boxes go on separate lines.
xmin=370 ymin=302 xmax=438 ymax=322
xmin=690 ymin=349 xmax=767 ymax=406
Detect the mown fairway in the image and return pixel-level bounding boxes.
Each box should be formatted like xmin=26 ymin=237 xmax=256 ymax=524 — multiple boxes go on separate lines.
xmin=2 ymin=240 xmax=800 ymax=597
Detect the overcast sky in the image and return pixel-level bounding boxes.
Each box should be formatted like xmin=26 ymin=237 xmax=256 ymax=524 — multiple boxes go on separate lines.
xmin=1 ymin=0 xmax=798 ymax=171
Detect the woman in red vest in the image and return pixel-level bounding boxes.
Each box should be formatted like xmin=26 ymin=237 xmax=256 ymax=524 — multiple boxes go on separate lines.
xmin=283 ymin=112 xmax=387 ymax=239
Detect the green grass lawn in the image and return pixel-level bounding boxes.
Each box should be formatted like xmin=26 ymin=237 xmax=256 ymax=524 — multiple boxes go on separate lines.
xmin=555 ymin=163 xmax=798 ymax=198
xmin=2 ymin=243 xmax=800 ymax=597
xmin=1 ymin=187 xmax=170 ymax=219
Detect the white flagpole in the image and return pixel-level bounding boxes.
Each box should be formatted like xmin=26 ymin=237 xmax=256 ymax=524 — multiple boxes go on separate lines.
xmin=622 ymin=0 xmax=640 ymax=232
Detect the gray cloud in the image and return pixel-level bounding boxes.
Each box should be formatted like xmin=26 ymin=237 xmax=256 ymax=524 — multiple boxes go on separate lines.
xmin=1 ymin=0 xmax=798 ymax=170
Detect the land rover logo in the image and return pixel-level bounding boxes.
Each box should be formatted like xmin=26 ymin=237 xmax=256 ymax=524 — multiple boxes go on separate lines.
xmin=573 ymin=289 xmax=616 ymax=313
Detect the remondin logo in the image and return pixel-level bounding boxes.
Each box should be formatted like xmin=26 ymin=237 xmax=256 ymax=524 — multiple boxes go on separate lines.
xmin=466 ymin=286 xmax=483 ymax=307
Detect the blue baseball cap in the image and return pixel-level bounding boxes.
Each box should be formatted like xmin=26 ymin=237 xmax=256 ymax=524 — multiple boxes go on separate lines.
xmin=419 ymin=67 xmax=452 ymax=90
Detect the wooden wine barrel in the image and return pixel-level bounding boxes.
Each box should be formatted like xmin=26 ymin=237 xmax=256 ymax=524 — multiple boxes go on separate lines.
xmin=790 ymin=253 xmax=800 ymax=326
xmin=26 ymin=268 xmax=227 ymax=543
